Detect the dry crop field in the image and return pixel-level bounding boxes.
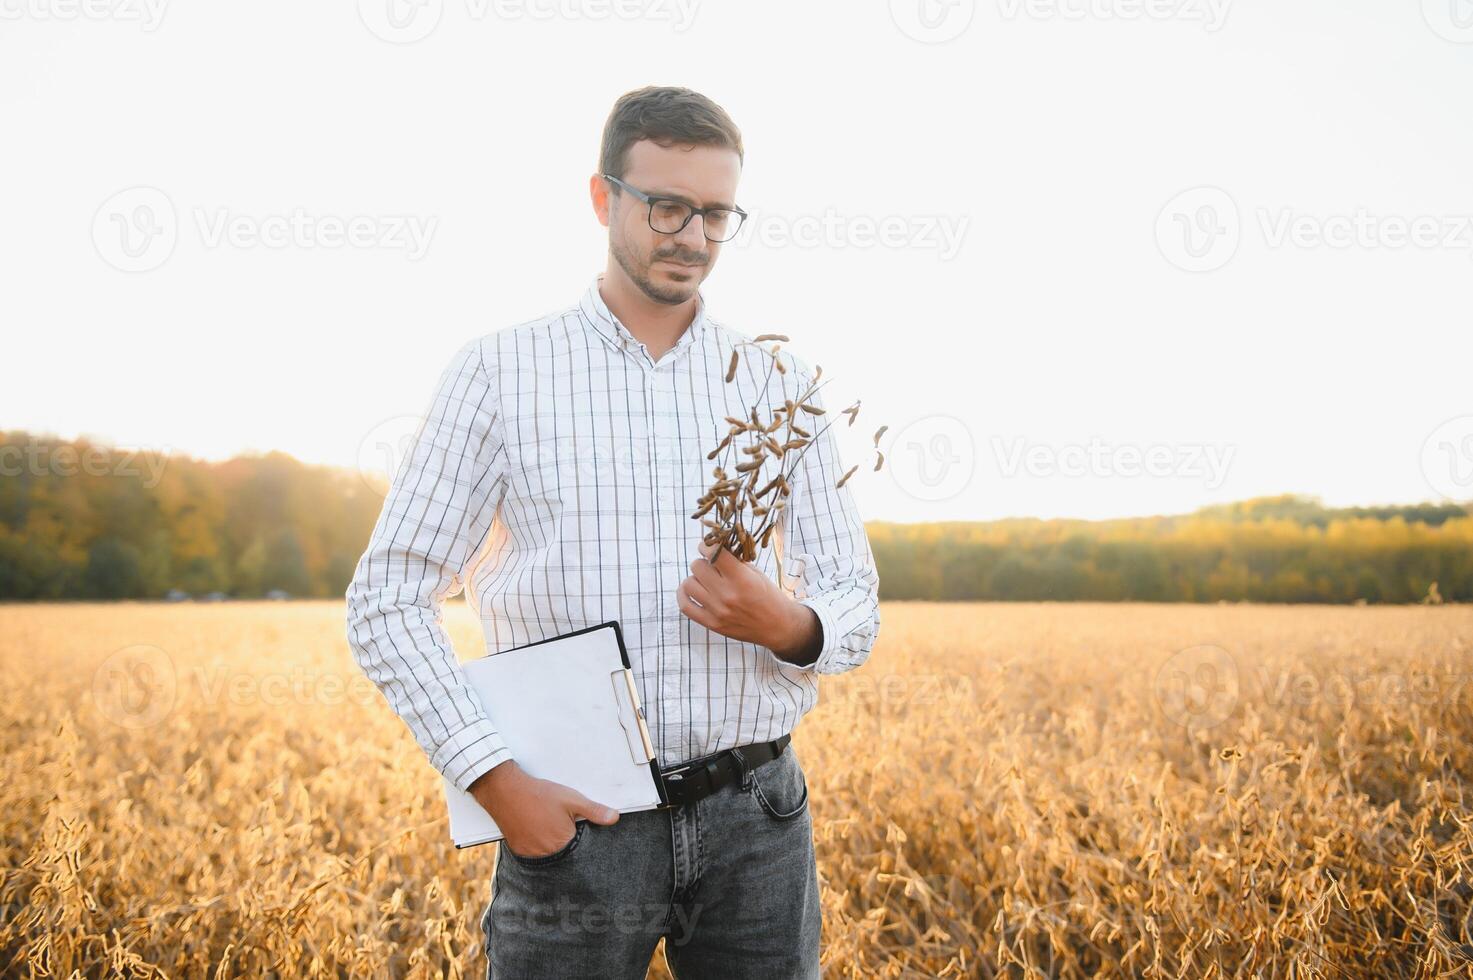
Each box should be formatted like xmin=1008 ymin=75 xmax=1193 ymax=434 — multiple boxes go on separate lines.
xmin=2 ymin=600 xmax=1471 ymax=978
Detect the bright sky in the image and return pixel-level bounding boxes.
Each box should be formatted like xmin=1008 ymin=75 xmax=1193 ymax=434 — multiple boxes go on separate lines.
xmin=4 ymin=0 xmax=1472 ymax=522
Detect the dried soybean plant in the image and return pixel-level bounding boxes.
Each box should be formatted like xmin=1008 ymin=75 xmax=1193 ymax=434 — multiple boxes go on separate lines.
xmin=691 ymin=334 xmax=887 ymax=562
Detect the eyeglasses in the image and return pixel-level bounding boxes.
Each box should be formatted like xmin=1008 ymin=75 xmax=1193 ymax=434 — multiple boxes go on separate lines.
xmin=601 ymin=173 xmax=747 ymax=244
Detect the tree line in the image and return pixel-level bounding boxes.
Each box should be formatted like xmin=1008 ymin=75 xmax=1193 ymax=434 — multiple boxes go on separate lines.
xmin=869 ymin=498 xmax=1473 ymax=603
xmin=0 ymin=432 xmax=383 ymax=600
xmin=2 ymin=431 xmax=1468 ymax=603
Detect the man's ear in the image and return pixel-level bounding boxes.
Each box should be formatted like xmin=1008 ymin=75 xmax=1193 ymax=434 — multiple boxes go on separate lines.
xmin=589 ymin=174 xmax=612 ymax=227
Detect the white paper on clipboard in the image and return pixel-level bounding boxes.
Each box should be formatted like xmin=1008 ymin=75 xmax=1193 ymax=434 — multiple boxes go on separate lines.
xmin=442 ymin=620 xmax=665 ymax=849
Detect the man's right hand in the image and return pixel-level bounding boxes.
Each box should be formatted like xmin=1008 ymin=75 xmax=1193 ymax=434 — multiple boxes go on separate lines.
xmin=467 ymin=760 xmax=621 ymax=859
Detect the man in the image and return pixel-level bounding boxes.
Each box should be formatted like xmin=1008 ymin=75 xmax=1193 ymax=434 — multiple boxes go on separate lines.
xmin=345 ymin=85 xmax=881 ymax=979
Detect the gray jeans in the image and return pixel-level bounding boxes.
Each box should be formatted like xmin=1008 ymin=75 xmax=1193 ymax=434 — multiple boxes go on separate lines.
xmin=480 ymin=742 xmax=821 ymax=979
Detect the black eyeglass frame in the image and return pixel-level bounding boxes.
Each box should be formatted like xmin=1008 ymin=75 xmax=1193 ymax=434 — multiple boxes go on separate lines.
xmin=601 ymin=173 xmax=748 ymax=243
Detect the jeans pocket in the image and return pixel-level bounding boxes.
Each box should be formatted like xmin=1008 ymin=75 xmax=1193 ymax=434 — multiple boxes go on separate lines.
xmin=751 ymin=750 xmax=809 ymax=822
xmin=501 ymin=819 xmax=586 ymax=867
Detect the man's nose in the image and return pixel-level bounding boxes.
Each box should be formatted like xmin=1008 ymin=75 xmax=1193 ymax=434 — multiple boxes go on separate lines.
xmin=672 ymin=213 xmax=709 ymax=252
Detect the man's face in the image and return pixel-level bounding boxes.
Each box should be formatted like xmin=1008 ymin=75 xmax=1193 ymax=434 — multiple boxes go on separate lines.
xmin=604 ymin=139 xmax=742 ymax=306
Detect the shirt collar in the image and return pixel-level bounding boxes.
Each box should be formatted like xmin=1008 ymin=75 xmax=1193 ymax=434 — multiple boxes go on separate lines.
xmin=578 ymin=273 xmax=709 ymax=357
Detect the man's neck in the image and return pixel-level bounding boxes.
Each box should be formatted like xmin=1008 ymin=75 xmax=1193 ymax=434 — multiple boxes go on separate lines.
xmin=599 ymin=268 xmax=699 ymax=362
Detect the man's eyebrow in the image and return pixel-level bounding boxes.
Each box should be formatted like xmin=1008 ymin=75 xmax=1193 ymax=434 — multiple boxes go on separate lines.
xmin=649 ymin=188 xmax=738 ymax=210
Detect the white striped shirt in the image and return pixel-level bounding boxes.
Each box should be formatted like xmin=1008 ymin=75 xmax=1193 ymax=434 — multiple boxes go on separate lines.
xmin=345 ymin=274 xmax=881 ymax=793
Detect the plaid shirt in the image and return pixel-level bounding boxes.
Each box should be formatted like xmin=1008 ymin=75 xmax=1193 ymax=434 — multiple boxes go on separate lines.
xmin=345 ymin=274 xmax=881 ymax=793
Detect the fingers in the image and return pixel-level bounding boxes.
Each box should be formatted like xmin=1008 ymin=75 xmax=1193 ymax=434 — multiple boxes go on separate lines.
xmin=689 ymin=555 xmax=725 ymax=589
xmin=680 ymin=576 xmax=718 ymax=613
xmin=676 ymin=581 xmax=716 ymax=630
xmin=567 ymin=791 xmax=620 ymax=824
xmin=697 ymin=537 xmax=735 ymax=574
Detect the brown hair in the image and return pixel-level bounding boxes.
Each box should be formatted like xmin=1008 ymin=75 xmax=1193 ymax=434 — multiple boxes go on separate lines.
xmin=598 ymin=86 xmax=744 ymax=181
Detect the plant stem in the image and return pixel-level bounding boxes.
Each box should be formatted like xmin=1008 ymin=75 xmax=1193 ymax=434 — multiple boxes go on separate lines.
xmin=712 ymin=368 xmax=837 ymax=558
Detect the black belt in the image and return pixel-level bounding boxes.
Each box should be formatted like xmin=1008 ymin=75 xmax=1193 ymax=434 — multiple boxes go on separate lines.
xmin=655 ymin=733 xmax=790 ymax=809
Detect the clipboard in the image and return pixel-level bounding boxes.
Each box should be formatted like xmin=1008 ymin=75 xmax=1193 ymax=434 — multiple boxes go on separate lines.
xmin=441 ymin=620 xmax=668 ymax=849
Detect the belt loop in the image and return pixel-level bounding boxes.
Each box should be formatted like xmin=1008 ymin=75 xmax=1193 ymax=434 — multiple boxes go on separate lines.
xmin=730 ymin=747 xmax=753 ymax=792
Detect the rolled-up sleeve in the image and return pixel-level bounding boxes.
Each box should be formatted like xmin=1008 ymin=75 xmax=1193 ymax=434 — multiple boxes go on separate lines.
xmin=775 ymin=362 xmax=882 ymax=675
xmin=344 ymin=337 xmax=512 ymax=793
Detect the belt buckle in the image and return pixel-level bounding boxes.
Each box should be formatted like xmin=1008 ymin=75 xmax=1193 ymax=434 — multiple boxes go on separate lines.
xmin=657 ymin=757 xmax=702 ymax=809
xmin=657 ymin=762 xmax=689 ymax=810
xmin=657 ymin=753 xmax=727 ymax=809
